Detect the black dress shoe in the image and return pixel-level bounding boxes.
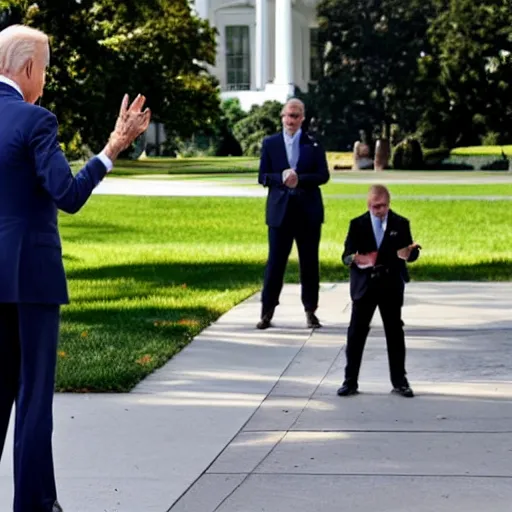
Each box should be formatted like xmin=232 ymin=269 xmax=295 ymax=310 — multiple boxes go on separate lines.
xmin=392 ymin=385 xmax=414 ymax=398
xmin=337 ymin=383 xmax=358 ymax=396
xmin=256 ymin=310 xmax=274 ymax=330
xmin=306 ymin=311 xmax=322 ymax=328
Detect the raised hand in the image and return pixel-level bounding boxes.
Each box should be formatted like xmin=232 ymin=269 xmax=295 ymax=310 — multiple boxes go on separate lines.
xmin=104 ymin=94 xmax=152 ymax=161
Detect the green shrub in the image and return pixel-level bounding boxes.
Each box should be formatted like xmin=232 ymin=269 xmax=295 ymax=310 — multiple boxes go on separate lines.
xmin=423 ymin=148 xmax=450 ymax=168
xmin=392 ymin=138 xmax=424 ymax=170
xmin=481 ymin=131 xmax=500 ymax=146
xmin=61 ymin=131 xmax=89 ymax=161
xmin=173 ymin=135 xmax=215 ymax=158
xmin=232 ymin=100 xmax=283 ymax=156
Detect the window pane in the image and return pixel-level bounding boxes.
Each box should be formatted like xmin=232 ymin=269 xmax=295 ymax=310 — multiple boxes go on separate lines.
xmin=225 ymin=25 xmax=250 ymax=90
xmin=310 ymin=27 xmax=323 ymax=82
xmin=226 ymin=26 xmax=234 ymax=54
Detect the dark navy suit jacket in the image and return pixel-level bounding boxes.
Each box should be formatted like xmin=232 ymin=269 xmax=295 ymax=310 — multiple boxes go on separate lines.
xmin=342 ymin=210 xmax=420 ymax=301
xmin=0 ymin=83 xmax=108 ymax=304
xmin=258 ymin=131 xmax=329 ymax=227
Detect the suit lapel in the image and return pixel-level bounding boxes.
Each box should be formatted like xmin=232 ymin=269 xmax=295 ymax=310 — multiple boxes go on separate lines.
xmin=276 ymin=133 xmax=290 ymax=169
xmin=378 ymin=210 xmax=395 ymax=252
xmin=363 ymin=212 xmax=378 ymax=251
xmin=296 ymin=131 xmax=312 ymax=172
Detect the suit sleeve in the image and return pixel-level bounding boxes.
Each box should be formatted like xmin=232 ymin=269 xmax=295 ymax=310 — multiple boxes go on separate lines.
xmin=297 ymin=143 xmax=330 ymax=187
xmin=342 ymin=220 xmax=357 ymax=265
xmin=258 ymin=138 xmax=284 ymax=188
xmin=29 ymin=109 xmax=108 ymax=214
xmin=403 ymin=219 xmax=420 ymax=262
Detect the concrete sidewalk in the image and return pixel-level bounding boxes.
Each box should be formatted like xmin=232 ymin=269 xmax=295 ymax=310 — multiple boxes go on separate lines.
xmin=91 ymin=172 xmax=512 ymax=198
xmin=1 ymin=282 xmax=512 ymax=511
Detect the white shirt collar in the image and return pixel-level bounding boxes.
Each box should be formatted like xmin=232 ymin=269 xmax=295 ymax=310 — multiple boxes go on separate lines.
xmin=0 ymin=75 xmax=24 ymax=99
xmin=283 ymin=128 xmax=301 ymax=143
xmin=370 ymin=212 xmax=388 ymax=230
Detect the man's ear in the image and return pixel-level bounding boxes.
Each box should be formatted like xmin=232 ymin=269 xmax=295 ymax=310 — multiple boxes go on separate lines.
xmin=25 ymin=58 xmax=33 ymax=79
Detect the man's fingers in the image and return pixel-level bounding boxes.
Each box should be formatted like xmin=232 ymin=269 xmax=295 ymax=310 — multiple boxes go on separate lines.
xmin=129 ymin=94 xmax=146 ymax=112
xmin=134 ymin=109 xmax=151 ymax=132
xmin=119 ymin=94 xmax=129 ymax=116
xmin=142 ymin=108 xmax=151 ymax=129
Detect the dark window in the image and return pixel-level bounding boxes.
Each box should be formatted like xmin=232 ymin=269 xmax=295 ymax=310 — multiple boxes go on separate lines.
xmin=310 ymin=28 xmax=323 ymax=82
xmin=226 ymin=25 xmax=250 ymax=90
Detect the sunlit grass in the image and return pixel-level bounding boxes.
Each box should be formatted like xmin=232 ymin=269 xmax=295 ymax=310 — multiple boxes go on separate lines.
xmin=56 ymin=194 xmax=512 ymax=392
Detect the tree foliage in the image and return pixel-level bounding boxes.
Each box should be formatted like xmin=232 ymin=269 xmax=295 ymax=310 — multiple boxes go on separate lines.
xmin=232 ymin=100 xmax=282 ymax=156
xmin=0 ymin=0 xmax=220 ymax=154
xmin=417 ymin=0 xmax=512 ymax=147
xmin=309 ymin=0 xmax=512 ymax=151
xmin=308 ymin=0 xmax=434 ymax=151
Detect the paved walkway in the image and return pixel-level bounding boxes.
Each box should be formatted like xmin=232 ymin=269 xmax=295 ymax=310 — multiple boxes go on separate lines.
xmin=93 ymin=177 xmax=265 ymax=197
xmin=92 ymin=172 xmax=512 ymax=198
xmin=2 ymin=282 xmax=511 ymax=511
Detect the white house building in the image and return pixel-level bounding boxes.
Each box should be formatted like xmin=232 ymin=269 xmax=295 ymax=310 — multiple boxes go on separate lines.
xmin=195 ymin=0 xmax=322 ymax=110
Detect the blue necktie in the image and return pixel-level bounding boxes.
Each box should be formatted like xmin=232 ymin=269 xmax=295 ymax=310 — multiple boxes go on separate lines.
xmin=289 ymin=140 xmax=298 ymax=169
xmin=375 ymin=218 xmax=384 ymax=248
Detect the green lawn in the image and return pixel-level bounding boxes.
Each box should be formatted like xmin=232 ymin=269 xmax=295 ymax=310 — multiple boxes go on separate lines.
xmin=70 ymin=153 xmax=511 ymax=177
xmin=213 ymin=180 xmax=512 ymax=197
xmin=57 ymin=194 xmax=512 ymax=392
xmin=322 ymin=183 xmax=512 ymax=196
xmin=107 ymin=156 xmax=259 ymax=176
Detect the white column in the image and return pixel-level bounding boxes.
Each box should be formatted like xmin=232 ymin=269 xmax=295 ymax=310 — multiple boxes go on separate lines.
xmin=255 ymin=0 xmax=268 ymax=90
xmin=194 ymin=0 xmax=209 ymax=19
xmin=274 ymin=0 xmax=293 ymax=86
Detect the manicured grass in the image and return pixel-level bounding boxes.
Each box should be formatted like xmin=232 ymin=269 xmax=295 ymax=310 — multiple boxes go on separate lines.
xmin=72 ymin=153 xmax=510 ymax=178
xmin=322 ymin=183 xmax=512 ymax=196
xmin=73 ymin=154 xmax=354 ymax=177
xmin=57 ymin=195 xmax=512 ymax=392
xmin=72 ymin=156 xmax=259 ymax=176
xmin=215 ymin=180 xmax=512 ymax=197
xmin=451 ymin=145 xmax=512 ymax=156
xmin=113 ymin=158 xmax=259 ymax=175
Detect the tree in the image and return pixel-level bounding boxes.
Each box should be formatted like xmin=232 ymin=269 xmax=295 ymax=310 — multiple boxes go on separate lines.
xmin=418 ymin=0 xmax=512 ymax=147
xmin=308 ymin=0 xmax=434 ymax=150
xmin=220 ymin=98 xmax=247 ymax=128
xmin=232 ymin=100 xmax=282 ymax=156
xmin=1 ymin=0 xmax=221 ymax=155
xmin=213 ymin=99 xmax=246 ymax=156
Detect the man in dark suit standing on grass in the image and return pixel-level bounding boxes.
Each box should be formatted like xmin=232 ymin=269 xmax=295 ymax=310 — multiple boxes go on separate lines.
xmin=0 ymin=24 xmax=150 ymax=512
xmin=257 ymin=98 xmax=330 ymax=330
xmin=338 ymin=184 xmax=421 ymax=398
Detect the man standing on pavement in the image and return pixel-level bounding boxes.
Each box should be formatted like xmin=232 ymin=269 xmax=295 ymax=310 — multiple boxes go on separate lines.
xmin=338 ymin=184 xmax=421 ymax=398
xmin=257 ymin=98 xmax=330 ymax=330
xmin=0 ymin=25 xmax=150 ymax=512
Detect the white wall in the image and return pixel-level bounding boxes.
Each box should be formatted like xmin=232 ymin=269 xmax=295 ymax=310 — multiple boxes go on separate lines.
xmin=208 ymin=0 xmax=318 ymax=101
xmin=212 ymin=1 xmax=255 ymax=90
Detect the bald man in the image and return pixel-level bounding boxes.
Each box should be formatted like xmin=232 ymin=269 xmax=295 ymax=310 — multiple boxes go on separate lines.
xmin=338 ymin=185 xmax=421 ymax=398
xmin=257 ymin=98 xmax=330 ymax=330
xmin=0 ymin=25 xmax=150 ymax=512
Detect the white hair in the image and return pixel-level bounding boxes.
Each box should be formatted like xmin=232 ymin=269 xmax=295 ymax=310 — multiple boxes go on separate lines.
xmin=282 ymin=98 xmax=305 ymax=117
xmin=0 ymin=25 xmax=49 ymax=75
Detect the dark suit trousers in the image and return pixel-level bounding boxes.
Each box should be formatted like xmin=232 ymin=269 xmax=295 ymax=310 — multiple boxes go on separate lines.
xmin=344 ymin=283 xmax=407 ymax=388
xmin=0 ymin=303 xmax=60 ymax=512
xmin=262 ymin=199 xmax=321 ymax=313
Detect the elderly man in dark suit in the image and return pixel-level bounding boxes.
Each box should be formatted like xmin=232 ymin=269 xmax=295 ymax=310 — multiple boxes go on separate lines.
xmin=338 ymin=184 xmax=421 ymax=398
xmin=257 ymin=98 xmax=330 ymax=329
xmin=0 ymin=25 xmax=150 ymax=512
